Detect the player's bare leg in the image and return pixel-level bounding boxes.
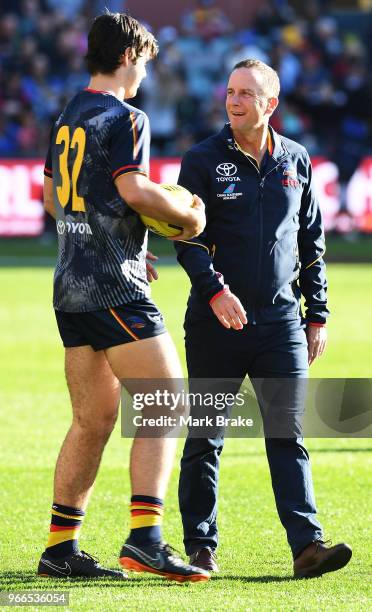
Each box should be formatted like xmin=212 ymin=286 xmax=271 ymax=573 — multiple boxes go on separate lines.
xmin=105 ymin=333 xmax=209 ymax=582
xmin=107 ymin=333 xmax=183 ymax=498
xmin=105 ymin=333 xmax=183 ymax=498
xmin=54 ymin=346 xmax=121 ymax=508
xmin=39 ymin=335 xmax=208 ymax=581
xmin=53 ymin=334 xmax=181 ymax=507
xmin=38 ymin=346 xmax=126 ymax=579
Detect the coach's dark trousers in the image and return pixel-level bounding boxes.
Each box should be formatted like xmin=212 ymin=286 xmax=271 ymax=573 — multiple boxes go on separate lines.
xmin=179 ymin=314 xmax=323 ymax=559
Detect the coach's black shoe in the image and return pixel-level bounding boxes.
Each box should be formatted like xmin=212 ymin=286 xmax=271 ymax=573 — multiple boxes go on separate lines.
xmin=38 ymin=550 xmax=127 ymax=579
xmin=294 ymin=540 xmax=352 ymax=578
xmin=189 ymin=548 xmax=219 ymax=572
xmin=119 ymin=541 xmax=210 ymax=582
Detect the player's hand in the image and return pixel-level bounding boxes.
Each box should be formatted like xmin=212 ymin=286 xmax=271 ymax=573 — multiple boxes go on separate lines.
xmin=169 ymin=195 xmax=206 ymax=241
xmin=146 ymin=250 xmax=159 ymax=282
xmin=210 ymin=288 xmax=248 ymax=330
xmin=306 ymin=325 xmax=327 ymax=365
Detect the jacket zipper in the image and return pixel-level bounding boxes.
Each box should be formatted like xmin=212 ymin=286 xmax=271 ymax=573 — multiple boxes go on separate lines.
xmin=242 ymin=157 xmax=260 ymax=324
xmin=238 ymin=152 xmax=287 ymax=323
xmin=254 ymin=163 xmax=282 ymax=322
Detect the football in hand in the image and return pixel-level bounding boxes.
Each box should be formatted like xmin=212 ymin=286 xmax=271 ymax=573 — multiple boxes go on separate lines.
xmin=140 ymin=184 xmax=194 ymax=238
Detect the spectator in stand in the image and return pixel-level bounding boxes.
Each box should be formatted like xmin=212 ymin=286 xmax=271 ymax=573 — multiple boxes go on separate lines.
xmin=270 ymin=43 xmax=301 ymax=94
xmin=1 ymin=72 xmax=29 ymax=122
xmin=157 ymin=26 xmax=184 ymax=72
xmin=312 ymin=16 xmax=343 ymax=65
xmin=181 ymin=0 xmax=232 ymax=40
xmin=297 ymin=52 xmax=332 ymax=100
xmin=16 ymin=109 xmax=39 ymax=155
xmin=175 ymin=81 xmax=203 ymax=141
xmin=142 ymin=59 xmax=184 ymax=154
xmin=0 ymin=116 xmax=19 ymax=156
xmin=18 ymin=0 xmax=42 ymax=36
xmin=224 ymin=31 xmax=269 ymax=74
xmin=52 ymin=19 xmax=87 ymax=77
xmin=37 ymin=13 xmax=59 ymax=59
xmin=64 ymin=55 xmax=88 ymax=98
xmin=45 ymin=0 xmax=86 ymax=20
xmin=0 ymin=14 xmax=20 ymax=67
xmin=21 ymin=54 xmax=61 ymax=121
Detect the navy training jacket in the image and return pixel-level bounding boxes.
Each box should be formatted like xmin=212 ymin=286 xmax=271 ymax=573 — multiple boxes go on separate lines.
xmin=174 ymin=124 xmax=329 ymax=325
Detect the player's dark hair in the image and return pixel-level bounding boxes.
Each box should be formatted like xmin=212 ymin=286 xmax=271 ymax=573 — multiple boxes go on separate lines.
xmin=85 ymin=12 xmax=158 ymax=75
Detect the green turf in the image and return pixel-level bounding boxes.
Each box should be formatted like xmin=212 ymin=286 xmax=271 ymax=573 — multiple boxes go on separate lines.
xmin=0 ymin=234 xmax=372 ymax=262
xmin=0 ymin=264 xmax=371 ymax=611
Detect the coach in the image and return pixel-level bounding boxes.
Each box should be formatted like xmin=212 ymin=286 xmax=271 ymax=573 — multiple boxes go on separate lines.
xmin=175 ymin=59 xmax=352 ymax=578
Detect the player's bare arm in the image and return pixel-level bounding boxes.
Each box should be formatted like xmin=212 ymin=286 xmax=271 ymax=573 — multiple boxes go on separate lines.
xmin=169 ymin=196 xmax=206 ymax=241
xmin=116 ymin=172 xmax=206 ymax=239
xmin=43 ymin=176 xmax=56 ymax=219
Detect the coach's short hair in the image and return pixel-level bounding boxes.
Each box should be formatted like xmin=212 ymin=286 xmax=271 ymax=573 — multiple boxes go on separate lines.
xmin=233 ymin=59 xmax=280 ymax=98
xmin=85 ymin=12 xmax=158 ymax=75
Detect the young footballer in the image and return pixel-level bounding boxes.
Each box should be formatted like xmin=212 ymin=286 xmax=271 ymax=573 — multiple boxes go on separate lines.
xmin=38 ymin=12 xmax=208 ymax=582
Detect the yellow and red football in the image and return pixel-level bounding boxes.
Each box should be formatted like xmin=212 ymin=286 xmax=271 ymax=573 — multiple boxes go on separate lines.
xmin=140 ymin=184 xmax=194 ymax=238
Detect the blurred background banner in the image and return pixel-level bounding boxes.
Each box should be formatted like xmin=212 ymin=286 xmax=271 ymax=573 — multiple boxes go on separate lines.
xmin=0 ymin=0 xmax=371 ymax=239
xmin=1 ymin=156 xmax=372 ymax=236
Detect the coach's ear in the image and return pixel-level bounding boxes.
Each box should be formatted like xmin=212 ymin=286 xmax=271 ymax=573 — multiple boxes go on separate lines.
xmin=265 ymin=96 xmax=279 ymax=117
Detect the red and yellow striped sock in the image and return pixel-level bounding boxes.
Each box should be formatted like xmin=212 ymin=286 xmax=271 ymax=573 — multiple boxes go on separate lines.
xmin=129 ymin=495 xmax=164 ymax=545
xmin=46 ymin=503 xmax=85 ymax=558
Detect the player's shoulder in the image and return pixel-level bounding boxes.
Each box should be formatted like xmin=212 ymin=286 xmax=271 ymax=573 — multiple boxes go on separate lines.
xmin=55 ymin=91 xmax=82 ymax=124
xmin=63 ymin=90 xmax=84 ymax=109
xmin=63 ymin=91 xmax=148 ymax=125
xmin=119 ymin=101 xmax=149 ymax=127
xmin=100 ymin=99 xmax=149 ymax=140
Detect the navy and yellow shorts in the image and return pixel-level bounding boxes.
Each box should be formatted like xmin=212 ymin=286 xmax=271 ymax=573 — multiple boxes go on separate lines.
xmin=55 ymin=299 xmax=166 ymax=351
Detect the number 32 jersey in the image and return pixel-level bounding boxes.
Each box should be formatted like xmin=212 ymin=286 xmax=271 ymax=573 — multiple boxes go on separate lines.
xmin=44 ymin=89 xmax=151 ymax=312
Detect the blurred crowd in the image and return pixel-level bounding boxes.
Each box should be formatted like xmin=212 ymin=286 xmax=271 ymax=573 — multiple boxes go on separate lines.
xmin=1 ymin=0 xmax=371 ymax=179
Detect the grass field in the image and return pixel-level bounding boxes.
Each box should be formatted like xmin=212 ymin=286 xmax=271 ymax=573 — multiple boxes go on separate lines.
xmin=1 ymin=235 xmax=372 ymax=263
xmin=0 ymin=263 xmax=371 ymax=611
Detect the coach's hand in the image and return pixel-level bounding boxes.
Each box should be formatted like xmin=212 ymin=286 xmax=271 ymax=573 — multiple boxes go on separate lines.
xmin=169 ymin=195 xmax=206 ymax=241
xmin=146 ymin=250 xmax=159 ymax=282
xmin=306 ymin=325 xmax=327 ymax=365
xmin=210 ymin=288 xmax=247 ymax=330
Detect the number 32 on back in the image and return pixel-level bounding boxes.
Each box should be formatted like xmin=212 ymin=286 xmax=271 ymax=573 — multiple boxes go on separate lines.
xmin=56 ymin=125 xmax=86 ymax=212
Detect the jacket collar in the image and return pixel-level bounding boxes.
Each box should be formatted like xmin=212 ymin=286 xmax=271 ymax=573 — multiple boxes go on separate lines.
xmin=220 ymin=123 xmax=289 ymax=163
